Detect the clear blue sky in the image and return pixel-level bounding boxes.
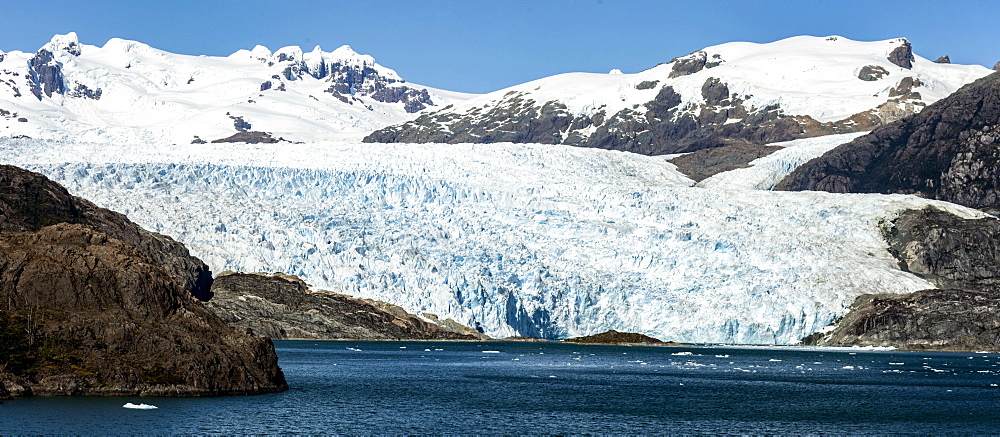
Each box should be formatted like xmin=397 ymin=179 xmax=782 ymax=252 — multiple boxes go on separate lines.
xmin=1 ymin=0 xmax=997 ymax=93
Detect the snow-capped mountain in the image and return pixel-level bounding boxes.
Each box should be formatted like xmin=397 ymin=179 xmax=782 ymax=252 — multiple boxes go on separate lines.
xmin=366 ymin=36 xmax=992 ymax=155
xmin=1 ymin=136 xmax=985 ymax=343
xmin=0 ymin=33 xmax=472 ymax=143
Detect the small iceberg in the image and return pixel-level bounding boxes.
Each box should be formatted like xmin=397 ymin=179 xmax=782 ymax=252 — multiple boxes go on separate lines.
xmin=482 ymin=350 xmax=501 ymax=354
xmin=123 ymin=402 xmax=158 ymax=410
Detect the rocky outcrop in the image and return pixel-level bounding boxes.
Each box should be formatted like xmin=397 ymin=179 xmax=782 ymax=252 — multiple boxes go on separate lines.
xmin=205 ymin=272 xmax=481 ymax=340
xmin=994 ymin=62 xmax=1000 ymax=71
xmin=211 ymin=131 xmax=281 ymax=144
xmin=883 ymin=208 xmax=1000 ymax=291
xmin=0 ymin=166 xmax=287 ymax=398
xmin=887 ymin=77 xmax=923 ymax=99
xmin=668 ymin=50 xmax=722 ymax=78
xmin=887 ymin=39 xmax=914 ymax=69
xmin=801 ymin=207 xmax=1000 ymax=351
xmin=28 ymin=49 xmax=65 ymax=100
xmin=934 ymin=56 xmax=951 ymax=64
xmin=858 ymin=65 xmax=890 ymax=81
xmin=564 ymin=330 xmax=680 ymax=346
xmin=0 ymin=224 xmax=287 ymax=397
xmin=0 ymin=165 xmax=212 ymax=300
xmin=668 ymin=142 xmax=782 ymax=181
xmin=268 ymin=46 xmax=433 ymax=113
xmin=776 ymin=72 xmax=1000 ymax=213
xmin=364 ymin=82 xmax=876 ymax=156
xmin=801 ymin=289 xmax=1000 ymax=351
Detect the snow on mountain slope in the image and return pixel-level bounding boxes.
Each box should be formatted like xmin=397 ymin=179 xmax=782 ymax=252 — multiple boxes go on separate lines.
xmin=697 ymin=132 xmax=869 ymax=190
xmin=1 ymin=138 xmax=985 ymax=344
xmin=0 ymin=33 xmax=473 ymax=143
xmin=365 ymin=36 xmax=993 ymax=155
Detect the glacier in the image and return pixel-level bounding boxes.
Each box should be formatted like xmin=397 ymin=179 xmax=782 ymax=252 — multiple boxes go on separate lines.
xmin=0 ymin=138 xmax=985 ymax=344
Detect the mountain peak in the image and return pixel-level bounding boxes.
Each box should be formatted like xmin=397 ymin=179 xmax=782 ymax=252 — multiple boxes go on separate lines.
xmin=42 ymin=32 xmax=81 ymax=56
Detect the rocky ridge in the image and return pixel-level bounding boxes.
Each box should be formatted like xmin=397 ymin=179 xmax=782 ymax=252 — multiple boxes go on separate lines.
xmin=776 ymin=71 xmax=1000 ymax=214
xmin=206 ymin=272 xmax=483 ymax=340
xmin=365 ymin=37 xmax=990 ymax=156
xmin=0 ymin=165 xmax=287 ymax=398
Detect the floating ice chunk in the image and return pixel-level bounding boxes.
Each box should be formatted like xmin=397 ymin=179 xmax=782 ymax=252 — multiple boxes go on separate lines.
xmin=123 ymin=403 xmax=158 ymax=410
xmin=672 ymin=352 xmax=693 ymax=356
xmin=482 ymin=350 xmax=500 ymax=354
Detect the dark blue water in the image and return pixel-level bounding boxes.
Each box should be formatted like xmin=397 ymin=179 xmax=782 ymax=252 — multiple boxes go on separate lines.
xmin=3 ymin=341 xmax=1000 ymax=434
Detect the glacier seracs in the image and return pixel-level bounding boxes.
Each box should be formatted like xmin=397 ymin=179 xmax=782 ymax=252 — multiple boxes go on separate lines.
xmin=1 ymin=138 xmax=985 ymax=344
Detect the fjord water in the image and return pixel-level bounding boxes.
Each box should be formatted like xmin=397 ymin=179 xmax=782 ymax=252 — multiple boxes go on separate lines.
xmin=3 ymin=341 xmax=999 ymax=434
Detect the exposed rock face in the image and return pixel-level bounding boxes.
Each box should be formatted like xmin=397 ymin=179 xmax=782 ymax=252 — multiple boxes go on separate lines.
xmin=668 ymin=50 xmax=722 ymax=78
xmin=801 ymin=289 xmax=1000 ymax=351
xmin=564 ymin=330 xmax=678 ymax=346
xmin=858 ymin=65 xmax=890 ymax=81
xmin=28 ymin=49 xmax=65 ymax=100
xmin=887 ymin=39 xmax=914 ymax=69
xmin=888 ymin=77 xmax=923 ymax=99
xmin=635 ymin=80 xmax=659 ymax=90
xmin=0 ymin=224 xmax=287 ymax=397
xmin=0 ymin=166 xmax=287 ymax=398
xmin=802 ymin=207 xmax=1000 ymax=351
xmin=211 ymin=131 xmax=281 ymax=144
xmin=68 ymin=84 xmax=101 ymax=100
xmin=205 ymin=272 xmax=481 ymax=340
xmin=934 ymin=55 xmax=951 ymax=64
xmin=0 ymin=165 xmax=212 ymax=300
xmin=668 ymin=142 xmax=782 ymax=182
xmin=270 ymin=46 xmax=433 ymax=113
xmin=884 ymin=208 xmax=1000 ymax=291
xmin=994 ymin=62 xmax=1000 ymax=71
xmin=364 ymin=82 xmax=877 ymax=156
xmin=776 ymin=72 xmax=1000 ymax=213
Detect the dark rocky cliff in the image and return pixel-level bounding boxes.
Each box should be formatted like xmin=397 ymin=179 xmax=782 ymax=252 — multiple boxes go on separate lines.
xmin=776 ymin=72 xmax=1000 ymax=213
xmin=802 ymin=208 xmax=1000 ymax=351
xmin=0 ymin=164 xmax=213 ymax=300
xmin=206 ymin=272 xmax=482 ymax=340
xmin=0 ymin=165 xmax=286 ymax=398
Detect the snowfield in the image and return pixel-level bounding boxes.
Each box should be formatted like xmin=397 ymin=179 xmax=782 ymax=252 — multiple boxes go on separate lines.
xmin=1 ymin=138 xmax=985 ymax=344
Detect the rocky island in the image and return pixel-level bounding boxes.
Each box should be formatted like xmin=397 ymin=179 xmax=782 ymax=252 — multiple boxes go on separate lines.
xmin=0 ymin=165 xmax=287 ymax=398
xmin=564 ymin=329 xmax=682 ymax=346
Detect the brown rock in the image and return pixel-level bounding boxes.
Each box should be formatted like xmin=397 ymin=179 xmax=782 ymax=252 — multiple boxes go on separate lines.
xmin=563 ymin=329 xmax=682 ymax=346
xmin=669 ymin=141 xmax=782 ymax=182
xmin=205 ymin=272 xmax=482 ymax=340
xmin=801 ymin=289 xmax=1000 ymax=351
xmin=858 ymin=65 xmax=890 ymax=81
xmin=0 ymin=164 xmax=213 ymax=300
xmin=0 ymin=223 xmax=287 ymax=397
xmin=887 ymin=39 xmax=914 ymax=69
